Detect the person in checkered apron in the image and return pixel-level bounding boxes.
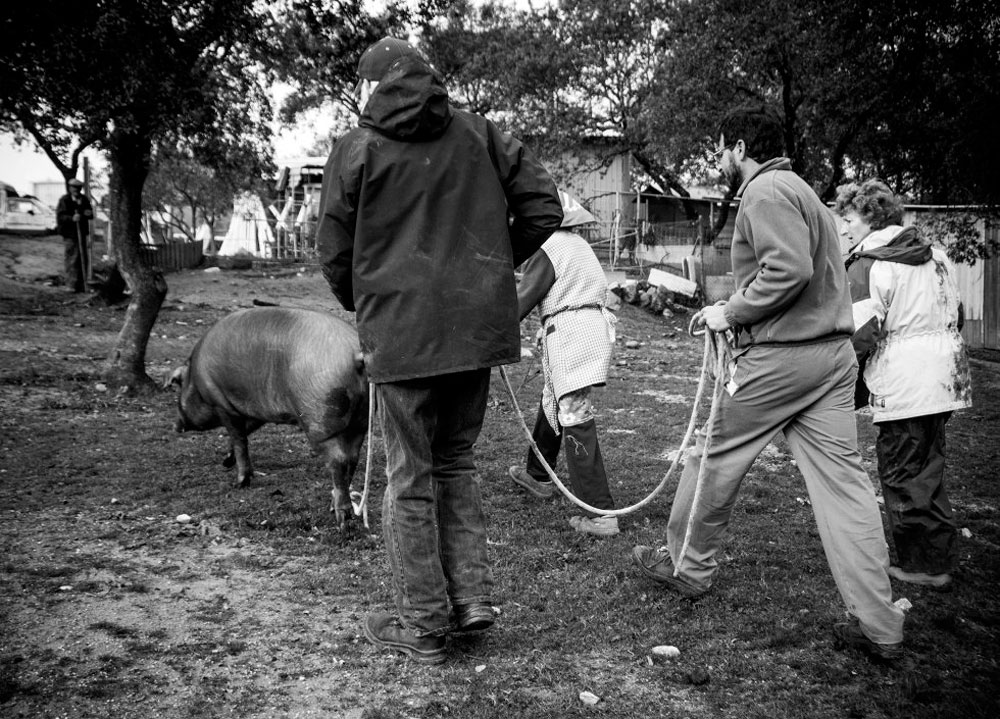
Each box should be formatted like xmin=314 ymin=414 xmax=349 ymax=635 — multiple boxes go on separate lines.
xmin=508 ymin=192 xmax=620 ymax=537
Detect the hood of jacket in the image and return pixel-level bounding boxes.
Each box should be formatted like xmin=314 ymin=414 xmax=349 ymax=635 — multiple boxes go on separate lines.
xmin=359 ymin=56 xmax=452 ymax=142
xmin=736 ymin=157 xmax=793 ymax=197
xmin=851 ymin=225 xmax=931 ymax=266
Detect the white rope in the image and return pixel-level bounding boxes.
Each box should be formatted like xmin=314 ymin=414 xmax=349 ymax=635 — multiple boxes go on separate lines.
xmin=673 ymin=329 xmax=727 ymax=576
xmin=350 ymin=382 xmax=376 ymax=529
xmin=499 ymin=322 xmax=728 ymax=520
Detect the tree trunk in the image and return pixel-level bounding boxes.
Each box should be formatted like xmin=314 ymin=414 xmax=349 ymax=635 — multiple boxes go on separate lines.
xmin=102 ymin=129 xmax=167 ymax=393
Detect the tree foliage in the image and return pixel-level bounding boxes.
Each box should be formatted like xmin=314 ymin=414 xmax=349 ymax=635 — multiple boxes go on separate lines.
xmin=646 ymin=0 xmax=1000 ymax=207
xmin=143 ymin=143 xmax=270 ymax=242
xmin=416 ymin=1 xmax=1000 ymax=252
xmin=265 ymin=0 xmax=424 ymax=138
xmin=419 ymin=0 xmax=693 ymax=206
xmin=0 ymin=1 xmax=275 ymax=390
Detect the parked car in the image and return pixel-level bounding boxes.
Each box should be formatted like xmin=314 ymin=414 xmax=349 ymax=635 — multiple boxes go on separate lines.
xmin=0 ymin=182 xmax=57 ymax=235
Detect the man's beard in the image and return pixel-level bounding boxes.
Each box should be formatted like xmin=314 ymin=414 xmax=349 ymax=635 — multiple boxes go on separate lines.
xmin=723 ymin=163 xmax=743 ymax=195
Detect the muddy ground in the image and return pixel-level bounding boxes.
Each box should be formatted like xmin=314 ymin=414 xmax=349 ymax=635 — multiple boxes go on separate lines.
xmin=1 ymin=233 xmax=998 ymax=719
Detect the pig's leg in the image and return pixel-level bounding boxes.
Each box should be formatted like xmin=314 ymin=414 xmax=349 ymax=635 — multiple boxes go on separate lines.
xmin=222 ymin=418 xmax=264 ymax=469
xmin=317 ymin=434 xmax=362 ymax=531
xmin=219 ymin=414 xmax=257 ymax=486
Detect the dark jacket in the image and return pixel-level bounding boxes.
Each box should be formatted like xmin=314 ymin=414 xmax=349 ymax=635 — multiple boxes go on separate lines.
xmin=317 ymin=56 xmax=562 ymax=382
xmin=56 ymin=192 xmax=94 ymax=240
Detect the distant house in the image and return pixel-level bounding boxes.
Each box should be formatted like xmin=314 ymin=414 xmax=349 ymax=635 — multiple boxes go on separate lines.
xmin=32 ymin=180 xmax=66 ymax=210
xmin=538 ymin=140 xmax=632 ymax=227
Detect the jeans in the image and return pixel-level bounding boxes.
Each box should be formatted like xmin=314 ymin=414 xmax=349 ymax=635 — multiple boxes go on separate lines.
xmin=376 ymin=368 xmax=494 ymax=637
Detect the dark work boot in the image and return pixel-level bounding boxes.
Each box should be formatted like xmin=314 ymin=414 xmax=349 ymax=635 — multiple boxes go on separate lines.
xmin=832 ymin=620 xmax=903 ymax=662
xmin=363 ymin=612 xmax=446 ymax=665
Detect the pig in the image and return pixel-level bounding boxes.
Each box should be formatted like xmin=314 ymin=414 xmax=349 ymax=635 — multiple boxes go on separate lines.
xmin=167 ymin=307 xmax=369 ymax=529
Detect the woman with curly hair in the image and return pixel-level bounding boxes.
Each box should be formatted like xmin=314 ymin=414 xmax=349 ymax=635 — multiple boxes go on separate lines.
xmin=836 ymin=178 xmax=973 ymax=590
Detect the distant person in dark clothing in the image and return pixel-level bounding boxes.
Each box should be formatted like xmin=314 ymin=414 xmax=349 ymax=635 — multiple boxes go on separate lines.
xmin=56 ymin=178 xmax=94 ymax=292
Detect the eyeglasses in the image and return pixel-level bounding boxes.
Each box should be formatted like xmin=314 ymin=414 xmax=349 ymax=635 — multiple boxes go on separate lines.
xmin=709 ymin=142 xmax=737 ymax=161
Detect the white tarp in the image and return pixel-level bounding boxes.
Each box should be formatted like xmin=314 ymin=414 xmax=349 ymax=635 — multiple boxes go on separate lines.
xmin=218 ymin=193 xmax=274 ymax=257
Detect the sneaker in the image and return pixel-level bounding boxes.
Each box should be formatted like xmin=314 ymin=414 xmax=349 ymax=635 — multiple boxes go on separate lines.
xmin=453 ymin=602 xmax=495 ymax=632
xmin=569 ymin=515 xmax=620 ymax=537
xmin=832 ymin=621 xmax=903 ymax=662
xmin=887 ymin=565 xmax=953 ymax=590
xmin=508 ymin=466 xmax=556 ymax=498
xmin=631 ymin=545 xmax=706 ymax=598
xmin=363 ymin=612 xmax=446 ymax=665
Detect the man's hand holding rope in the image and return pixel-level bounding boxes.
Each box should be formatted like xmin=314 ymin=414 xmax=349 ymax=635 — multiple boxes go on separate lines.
xmin=694 ymin=300 xmax=731 ymax=333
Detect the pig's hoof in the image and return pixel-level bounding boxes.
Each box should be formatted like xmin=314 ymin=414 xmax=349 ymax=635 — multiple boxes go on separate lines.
xmin=336 ymin=517 xmax=355 ymax=534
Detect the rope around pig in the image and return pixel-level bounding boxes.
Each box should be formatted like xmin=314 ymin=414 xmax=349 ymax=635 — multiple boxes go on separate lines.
xmin=499 ymin=317 xmax=731 ymax=575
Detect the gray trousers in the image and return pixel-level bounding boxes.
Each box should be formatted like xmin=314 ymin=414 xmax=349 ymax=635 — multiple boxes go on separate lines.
xmin=667 ymin=339 xmax=904 ymax=645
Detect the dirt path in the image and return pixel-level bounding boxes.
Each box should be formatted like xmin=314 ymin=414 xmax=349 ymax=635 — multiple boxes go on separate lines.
xmin=2 ymin=233 xmax=998 ymax=719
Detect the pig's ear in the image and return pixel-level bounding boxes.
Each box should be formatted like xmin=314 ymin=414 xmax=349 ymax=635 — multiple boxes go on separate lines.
xmin=164 ymin=365 xmax=188 ymax=390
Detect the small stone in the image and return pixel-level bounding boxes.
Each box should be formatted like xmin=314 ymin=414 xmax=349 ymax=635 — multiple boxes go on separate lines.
xmin=960 ymin=527 xmax=972 ymax=539
xmin=475 ymin=665 xmax=486 ymax=673
xmin=651 ymin=645 xmax=681 ymax=659
xmin=626 ymin=340 xmax=641 ymax=349
xmin=579 ymin=691 xmax=600 ymax=705
xmin=894 ymin=597 xmax=913 ymax=612
xmin=176 ymin=514 xmax=193 ymax=524
xmin=95 ymin=383 xmax=107 ymax=392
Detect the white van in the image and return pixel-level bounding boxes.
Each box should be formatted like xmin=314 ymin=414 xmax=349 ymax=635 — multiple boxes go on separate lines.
xmin=0 ymin=182 xmax=58 ymax=235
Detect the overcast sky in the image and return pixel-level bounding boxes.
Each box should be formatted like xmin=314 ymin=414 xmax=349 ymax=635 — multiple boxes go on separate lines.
xmin=0 ymin=136 xmax=70 ymax=192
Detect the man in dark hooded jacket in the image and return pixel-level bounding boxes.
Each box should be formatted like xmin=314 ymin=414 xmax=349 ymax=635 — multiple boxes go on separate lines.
xmin=317 ymin=37 xmax=562 ymax=665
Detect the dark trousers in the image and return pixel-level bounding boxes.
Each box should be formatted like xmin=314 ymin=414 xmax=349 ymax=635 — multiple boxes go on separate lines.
xmin=63 ymin=235 xmax=87 ymax=292
xmin=876 ymin=412 xmax=957 ymax=574
xmin=525 ymin=401 xmax=614 ymax=513
xmin=375 ymin=369 xmax=494 ymax=636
